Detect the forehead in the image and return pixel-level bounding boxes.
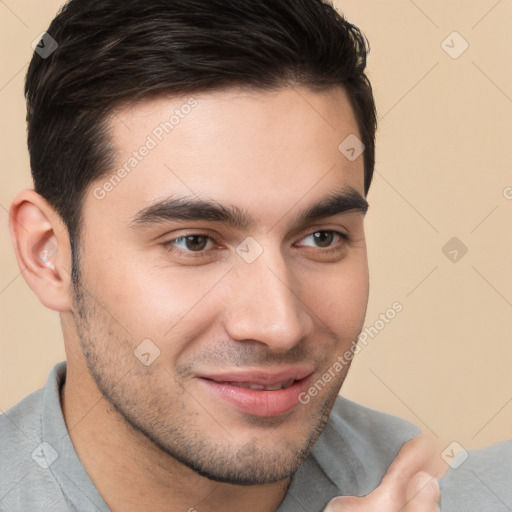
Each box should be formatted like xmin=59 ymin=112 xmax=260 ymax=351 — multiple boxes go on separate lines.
xmin=86 ymin=86 xmax=365 ymax=228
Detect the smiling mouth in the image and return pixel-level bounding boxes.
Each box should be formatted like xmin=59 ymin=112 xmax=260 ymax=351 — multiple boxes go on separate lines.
xmin=198 ymin=372 xmax=313 ymax=417
xmin=207 ymin=379 xmax=296 ymax=391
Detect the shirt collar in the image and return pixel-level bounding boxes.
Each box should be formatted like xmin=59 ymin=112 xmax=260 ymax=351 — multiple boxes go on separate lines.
xmin=42 ymin=362 xmax=111 ymax=512
xmin=43 ymin=362 xmax=352 ymax=512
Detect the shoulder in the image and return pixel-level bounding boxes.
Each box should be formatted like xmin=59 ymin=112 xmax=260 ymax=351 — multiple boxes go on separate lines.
xmin=328 ymin=395 xmax=421 ymax=442
xmin=0 ymin=379 xmax=71 ymax=511
xmin=0 ymin=387 xmax=46 ymax=473
xmin=440 ymin=440 xmax=512 ymax=512
xmin=310 ymin=396 xmax=421 ymax=496
xmin=0 ymin=387 xmax=45 ymax=440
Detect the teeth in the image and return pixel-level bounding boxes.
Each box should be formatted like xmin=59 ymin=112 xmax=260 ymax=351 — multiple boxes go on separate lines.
xmin=263 ymin=383 xmax=284 ymax=391
xmin=248 ymin=384 xmax=265 ymax=390
xmin=229 ymin=379 xmax=295 ymax=391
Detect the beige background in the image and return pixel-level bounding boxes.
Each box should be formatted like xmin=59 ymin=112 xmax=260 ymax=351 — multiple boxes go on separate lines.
xmin=1 ymin=1 xmax=511 ymax=454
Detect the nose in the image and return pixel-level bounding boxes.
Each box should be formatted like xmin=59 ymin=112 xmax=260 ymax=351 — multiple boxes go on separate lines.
xmin=222 ymin=249 xmax=314 ymax=352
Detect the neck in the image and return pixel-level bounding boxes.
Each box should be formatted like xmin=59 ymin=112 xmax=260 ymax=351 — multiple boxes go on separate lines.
xmin=61 ymin=364 xmax=290 ymax=512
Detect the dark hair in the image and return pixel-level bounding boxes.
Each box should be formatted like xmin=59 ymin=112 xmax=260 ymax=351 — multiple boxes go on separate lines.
xmin=25 ymin=0 xmax=376 ymax=266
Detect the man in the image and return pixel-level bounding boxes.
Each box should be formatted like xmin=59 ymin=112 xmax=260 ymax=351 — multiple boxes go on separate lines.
xmin=1 ymin=0 xmax=441 ymax=510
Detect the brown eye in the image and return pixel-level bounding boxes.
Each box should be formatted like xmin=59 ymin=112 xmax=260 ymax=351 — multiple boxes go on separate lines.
xmin=166 ymin=234 xmax=213 ymax=253
xmin=300 ymin=230 xmax=347 ymax=248
xmin=312 ymin=231 xmax=334 ymax=247
xmin=183 ymin=235 xmax=209 ymax=251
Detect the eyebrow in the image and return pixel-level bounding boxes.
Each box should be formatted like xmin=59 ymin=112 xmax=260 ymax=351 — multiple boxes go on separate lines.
xmin=296 ymin=187 xmax=368 ymax=225
xmin=129 ymin=187 xmax=368 ymax=230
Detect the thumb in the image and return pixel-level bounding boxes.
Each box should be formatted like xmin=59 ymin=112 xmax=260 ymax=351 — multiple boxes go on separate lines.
xmin=324 ymin=474 xmax=440 ymax=512
xmin=324 ymin=435 xmax=440 ymax=511
xmin=324 ymin=495 xmax=364 ymax=511
xmin=406 ymin=471 xmax=441 ymax=504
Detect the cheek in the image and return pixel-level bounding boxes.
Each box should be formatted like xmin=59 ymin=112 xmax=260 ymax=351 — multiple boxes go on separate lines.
xmin=81 ymin=246 xmax=227 ymax=346
xmin=300 ymin=255 xmax=369 ymax=337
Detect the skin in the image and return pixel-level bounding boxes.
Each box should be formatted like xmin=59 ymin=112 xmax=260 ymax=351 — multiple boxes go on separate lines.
xmin=326 ymin=435 xmax=442 ymax=511
xmin=9 ymin=85 xmax=439 ymax=511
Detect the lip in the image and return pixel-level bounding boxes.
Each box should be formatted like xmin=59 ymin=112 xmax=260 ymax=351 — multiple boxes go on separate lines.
xmin=196 ymin=366 xmax=314 ymax=418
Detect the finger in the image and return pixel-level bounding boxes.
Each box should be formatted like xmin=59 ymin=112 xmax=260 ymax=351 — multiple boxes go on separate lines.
xmin=416 ymin=436 xmax=451 ymax=480
xmin=324 ymin=495 xmax=364 ymax=512
xmin=325 ymin=436 xmax=440 ymax=512
xmin=404 ymin=471 xmax=440 ymax=512
xmin=379 ymin=434 xmax=438 ymax=494
xmin=325 ymin=472 xmax=440 ymax=512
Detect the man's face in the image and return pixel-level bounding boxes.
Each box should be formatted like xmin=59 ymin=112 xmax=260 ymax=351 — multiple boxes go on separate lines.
xmin=73 ymin=86 xmax=369 ymax=484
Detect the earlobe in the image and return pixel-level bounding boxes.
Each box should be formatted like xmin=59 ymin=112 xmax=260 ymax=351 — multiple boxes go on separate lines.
xmin=8 ymin=189 xmax=74 ymax=312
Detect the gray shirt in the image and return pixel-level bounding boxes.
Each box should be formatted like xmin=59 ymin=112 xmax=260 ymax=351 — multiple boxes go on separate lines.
xmin=1 ymin=362 xmax=422 ymax=511
xmin=440 ymin=440 xmax=512 ymax=511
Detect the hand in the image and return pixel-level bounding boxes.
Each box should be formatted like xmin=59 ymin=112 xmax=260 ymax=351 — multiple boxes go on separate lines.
xmin=325 ymin=435 xmax=442 ymax=511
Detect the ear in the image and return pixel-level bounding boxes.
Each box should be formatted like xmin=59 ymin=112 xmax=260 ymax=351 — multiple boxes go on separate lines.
xmin=9 ymin=189 xmax=74 ymax=312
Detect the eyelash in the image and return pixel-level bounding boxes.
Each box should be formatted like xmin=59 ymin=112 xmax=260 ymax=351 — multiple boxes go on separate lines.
xmin=163 ymin=235 xmax=218 ymax=259
xmin=162 ymin=230 xmax=350 ymax=258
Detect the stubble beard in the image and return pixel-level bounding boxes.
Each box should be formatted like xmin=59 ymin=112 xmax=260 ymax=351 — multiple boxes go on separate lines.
xmin=70 ymin=263 xmax=347 ymax=486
